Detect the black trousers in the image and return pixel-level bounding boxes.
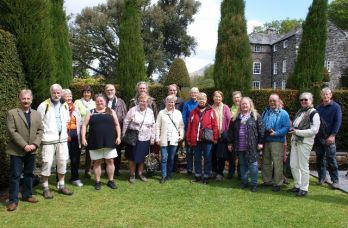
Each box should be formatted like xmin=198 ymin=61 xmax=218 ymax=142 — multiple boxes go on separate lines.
xmin=68 ymin=132 xmax=81 ymax=181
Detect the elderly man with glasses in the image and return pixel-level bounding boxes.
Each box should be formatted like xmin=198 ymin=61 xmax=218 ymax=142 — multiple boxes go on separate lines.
xmin=261 ymin=93 xmax=290 ymax=192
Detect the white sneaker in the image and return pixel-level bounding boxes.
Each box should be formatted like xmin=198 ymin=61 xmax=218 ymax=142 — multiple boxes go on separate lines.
xmin=71 ymin=180 xmax=84 ymax=187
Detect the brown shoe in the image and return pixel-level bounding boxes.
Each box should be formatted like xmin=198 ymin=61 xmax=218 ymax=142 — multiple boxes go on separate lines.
xmin=43 ymin=189 xmax=54 ymax=199
xmin=6 ymin=203 xmax=17 ymax=212
xmin=23 ymin=197 xmax=39 ymax=203
xmin=58 ymin=187 xmax=73 ymax=196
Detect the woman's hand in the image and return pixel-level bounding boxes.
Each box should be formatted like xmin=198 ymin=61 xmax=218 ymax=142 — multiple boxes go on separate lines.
xmin=228 ymin=144 xmax=233 ymax=152
xmin=257 ymin=144 xmax=263 ymax=150
xmin=115 ymin=137 xmax=121 ymax=145
xmin=82 ymin=138 xmax=88 ymax=147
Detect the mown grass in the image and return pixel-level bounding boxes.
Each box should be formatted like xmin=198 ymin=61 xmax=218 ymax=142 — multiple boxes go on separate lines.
xmin=1 ymin=173 xmax=347 ymax=228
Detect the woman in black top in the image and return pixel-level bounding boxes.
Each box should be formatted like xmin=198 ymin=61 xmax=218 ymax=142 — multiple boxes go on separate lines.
xmin=81 ymin=94 xmax=121 ymax=190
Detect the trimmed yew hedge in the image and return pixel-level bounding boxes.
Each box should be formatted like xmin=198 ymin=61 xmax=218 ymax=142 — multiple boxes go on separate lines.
xmin=0 ymin=29 xmax=25 ymax=189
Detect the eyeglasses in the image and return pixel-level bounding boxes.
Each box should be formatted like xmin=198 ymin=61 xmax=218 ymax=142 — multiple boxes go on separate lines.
xmin=269 ymin=100 xmax=277 ymax=102
xmin=300 ymin=99 xmax=308 ymax=102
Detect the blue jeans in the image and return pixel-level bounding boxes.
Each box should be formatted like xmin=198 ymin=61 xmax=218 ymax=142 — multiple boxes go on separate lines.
xmin=186 ymin=145 xmax=194 ymax=172
xmin=9 ymin=154 xmax=35 ymax=204
xmin=238 ymin=151 xmax=258 ymax=187
xmin=161 ymin=145 xmax=177 ymax=178
xmin=315 ymin=142 xmax=339 ymax=183
xmin=194 ymin=142 xmax=213 ymax=178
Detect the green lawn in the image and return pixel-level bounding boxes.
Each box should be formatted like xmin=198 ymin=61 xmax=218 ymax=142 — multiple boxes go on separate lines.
xmin=1 ymin=173 xmax=347 ymax=228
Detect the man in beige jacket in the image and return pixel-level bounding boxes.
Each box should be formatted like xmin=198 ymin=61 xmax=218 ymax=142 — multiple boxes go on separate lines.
xmin=6 ymin=89 xmax=43 ymax=211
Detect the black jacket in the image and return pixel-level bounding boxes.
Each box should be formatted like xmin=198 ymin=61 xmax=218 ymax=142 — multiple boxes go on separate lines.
xmin=227 ymin=113 xmax=264 ymax=163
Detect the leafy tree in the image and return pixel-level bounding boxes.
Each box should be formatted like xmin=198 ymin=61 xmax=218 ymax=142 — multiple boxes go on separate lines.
xmin=214 ymin=0 xmax=252 ymax=103
xmin=163 ymin=58 xmax=190 ymax=89
xmin=328 ymin=0 xmax=348 ymax=30
xmin=70 ymin=0 xmax=200 ymax=80
xmin=116 ymin=0 xmax=146 ymax=102
xmin=50 ymin=0 xmax=73 ymax=87
xmin=287 ymin=0 xmax=328 ymax=101
xmin=0 ymin=0 xmax=56 ymax=102
xmin=253 ymin=18 xmax=303 ymax=34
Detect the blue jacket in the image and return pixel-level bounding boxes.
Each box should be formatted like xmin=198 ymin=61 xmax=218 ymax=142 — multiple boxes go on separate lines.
xmin=182 ymin=98 xmax=198 ymax=130
xmin=262 ymin=107 xmax=290 ymax=143
xmin=316 ymin=101 xmax=342 ymax=136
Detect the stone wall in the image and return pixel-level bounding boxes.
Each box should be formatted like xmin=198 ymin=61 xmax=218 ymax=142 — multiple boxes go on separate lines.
xmin=325 ymin=21 xmax=348 ymax=89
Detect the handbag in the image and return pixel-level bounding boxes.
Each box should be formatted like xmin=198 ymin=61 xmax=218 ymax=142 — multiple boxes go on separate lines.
xmin=199 ymin=110 xmax=214 ymax=142
xmin=144 ymin=152 xmax=160 ymax=175
xmin=122 ymin=110 xmax=146 ymax=146
xmin=122 ymin=128 xmax=139 ymax=146
xmin=201 ymin=128 xmax=214 ymax=142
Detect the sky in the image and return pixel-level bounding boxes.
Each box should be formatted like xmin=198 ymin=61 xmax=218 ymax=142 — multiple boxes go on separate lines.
xmin=65 ymin=0 xmax=319 ymax=73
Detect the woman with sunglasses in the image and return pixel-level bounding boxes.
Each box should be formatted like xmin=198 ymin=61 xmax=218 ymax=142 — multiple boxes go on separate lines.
xmin=288 ymin=92 xmax=320 ymax=197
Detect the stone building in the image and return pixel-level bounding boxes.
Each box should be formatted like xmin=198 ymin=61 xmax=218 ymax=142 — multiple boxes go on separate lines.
xmin=249 ymin=21 xmax=348 ymax=89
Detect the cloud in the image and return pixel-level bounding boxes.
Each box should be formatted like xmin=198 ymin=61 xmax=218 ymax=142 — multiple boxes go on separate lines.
xmin=247 ymin=20 xmax=264 ymax=34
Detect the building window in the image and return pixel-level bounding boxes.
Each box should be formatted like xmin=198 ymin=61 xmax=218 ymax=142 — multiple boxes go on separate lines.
xmin=283 ymin=40 xmax=288 ymax=48
xmin=273 ymin=63 xmax=278 ymax=75
xmin=273 ymin=82 xmax=277 ymax=89
xmin=281 ymin=80 xmax=286 ymax=90
xmin=326 ymin=60 xmax=332 ymax=73
xmin=282 ymin=60 xmax=287 ymax=73
xmin=252 ymin=81 xmax=260 ymax=89
xmin=273 ymin=45 xmax=277 ymax=52
xmin=254 ymin=45 xmax=262 ymax=52
xmin=253 ymin=62 xmax=261 ymax=74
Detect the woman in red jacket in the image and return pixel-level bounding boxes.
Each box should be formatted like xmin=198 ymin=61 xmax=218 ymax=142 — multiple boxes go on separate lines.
xmin=186 ymin=93 xmax=218 ymax=184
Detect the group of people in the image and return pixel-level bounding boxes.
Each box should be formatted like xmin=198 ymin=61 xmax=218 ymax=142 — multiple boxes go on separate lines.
xmin=6 ymin=82 xmax=342 ymax=211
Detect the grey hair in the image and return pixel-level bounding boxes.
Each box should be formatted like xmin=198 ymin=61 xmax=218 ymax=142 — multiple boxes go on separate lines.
xmin=190 ymin=87 xmax=199 ymax=93
xmin=94 ymin=93 xmax=107 ymax=101
xmin=19 ymin=89 xmax=33 ymax=98
xmin=197 ymin=92 xmax=207 ymax=100
xmin=62 ymin=89 xmax=72 ymax=97
xmin=232 ymin=91 xmax=242 ymax=98
xmin=165 ymin=95 xmax=177 ymax=103
xmin=105 ymin=84 xmax=115 ymax=90
xmin=321 ymin=87 xmax=332 ymax=96
xmin=50 ymin=83 xmax=62 ymax=92
xmin=300 ymin=92 xmax=313 ymax=102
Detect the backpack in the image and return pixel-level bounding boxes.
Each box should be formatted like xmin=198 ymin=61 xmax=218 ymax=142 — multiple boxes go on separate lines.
xmin=310 ymin=110 xmax=329 ymax=146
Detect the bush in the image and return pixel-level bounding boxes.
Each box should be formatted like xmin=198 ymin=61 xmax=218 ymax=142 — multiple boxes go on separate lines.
xmin=333 ymin=90 xmax=348 ymax=149
xmin=164 ymin=58 xmax=191 ymax=89
xmin=0 ymin=29 xmax=25 ymax=190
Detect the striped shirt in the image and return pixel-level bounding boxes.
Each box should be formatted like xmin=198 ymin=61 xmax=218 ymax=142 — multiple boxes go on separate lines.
xmin=238 ymin=123 xmax=247 ymax=151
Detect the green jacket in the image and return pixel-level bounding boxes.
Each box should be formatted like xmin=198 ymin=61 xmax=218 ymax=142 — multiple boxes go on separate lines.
xmin=6 ymin=108 xmax=43 ymax=156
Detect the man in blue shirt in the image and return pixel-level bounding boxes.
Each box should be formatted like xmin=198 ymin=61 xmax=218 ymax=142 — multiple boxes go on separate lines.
xmin=262 ymin=94 xmax=290 ymax=192
xmin=315 ymin=87 xmax=342 ymax=189
xmin=182 ymin=87 xmax=199 ymax=175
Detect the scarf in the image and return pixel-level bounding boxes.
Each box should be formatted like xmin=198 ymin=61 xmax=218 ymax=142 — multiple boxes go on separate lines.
xmin=81 ymin=98 xmax=94 ymax=110
xmin=213 ymin=103 xmax=223 ymax=132
xmin=240 ymin=112 xmax=251 ymax=125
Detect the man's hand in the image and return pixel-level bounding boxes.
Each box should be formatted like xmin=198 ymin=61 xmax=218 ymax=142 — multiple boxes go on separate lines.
xmin=24 ymin=145 xmax=32 ymax=152
xmin=269 ymin=129 xmax=276 ymax=136
xmin=228 ymin=144 xmax=233 ymax=152
xmin=326 ymin=135 xmax=335 ymax=145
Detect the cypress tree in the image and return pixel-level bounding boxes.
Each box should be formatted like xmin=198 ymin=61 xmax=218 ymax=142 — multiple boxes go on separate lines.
xmin=164 ymin=58 xmax=190 ymax=89
xmin=0 ymin=0 xmax=56 ymax=102
xmin=50 ymin=0 xmax=73 ymax=88
xmin=287 ymin=0 xmax=328 ymax=101
xmin=214 ymin=0 xmax=252 ymax=104
xmin=116 ymin=0 xmax=146 ymax=102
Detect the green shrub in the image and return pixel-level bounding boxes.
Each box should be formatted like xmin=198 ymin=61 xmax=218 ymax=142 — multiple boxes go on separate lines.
xmin=164 ymin=58 xmax=191 ymax=89
xmin=0 ymin=29 xmax=25 ymax=190
xmin=333 ymin=90 xmax=348 ymax=149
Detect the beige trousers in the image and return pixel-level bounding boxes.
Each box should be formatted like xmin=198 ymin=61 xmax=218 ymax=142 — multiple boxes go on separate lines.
xmin=290 ymin=140 xmax=312 ymax=191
